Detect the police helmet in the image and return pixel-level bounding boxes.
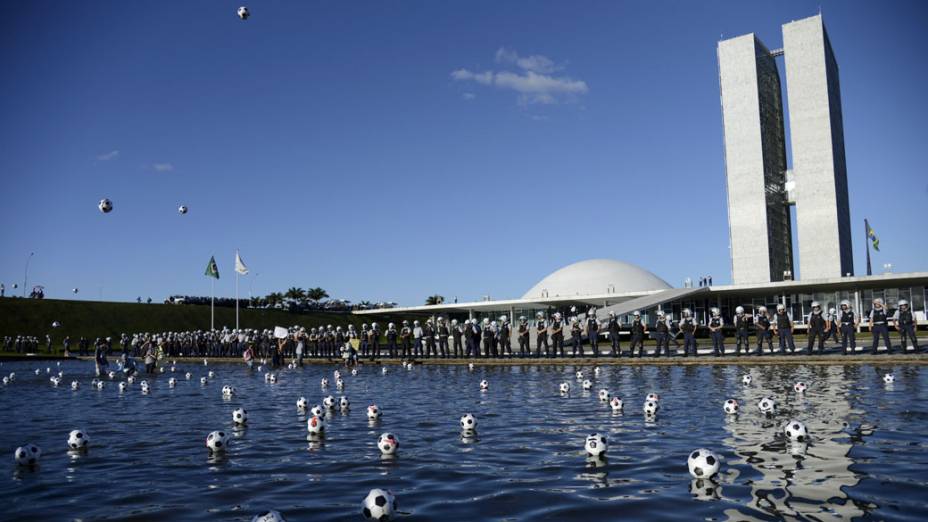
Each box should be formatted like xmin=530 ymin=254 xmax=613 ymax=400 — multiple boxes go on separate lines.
xmin=519 ymin=316 xmax=527 ymax=322
xmin=899 ymin=299 xmax=909 ymax=307
xmin=451 ymin=319 xmax=458 ymax=325
xmin=811 ymin=301 xmax=821 ymax=309
xmin=873 ymin=298 xmax=884 ymax=306
xmin=483 ymin=318 xmax=490 ymax=324
xmin=735 ymin=306 xmax=744 ymax=314
xmin=757 ymin=306 xmax=767 ymax=313
xmin=609 ymin=311 xmax=616 ymax=317
xmin=683 ymin=308 xmax=691 ymax=316
xmin=710 ymin=307 xmax=720 ymax=316
xmin=536 ymin=312 xmax=544 ymax=318
xmin=500 ymin=315 xmax=508 ymax=322
xmin=388 ymin=322 xmax=395 ymax=328
xmin=372 ymin=322 xmax=378 ymax=328
xmin=554 ymin=312 xmax=562 ymax=319
xmin=633 ymin=311 xmax=641 ymax=316
xmin=840 ymin=300 xmax=850 ymax=308
xmin=657 ymin=310 xmax=665 ymax=316
xmin=402 ymin=320 xmax=409 ymax=325
xmin=776 ymin=304 xmax=785 ymax=311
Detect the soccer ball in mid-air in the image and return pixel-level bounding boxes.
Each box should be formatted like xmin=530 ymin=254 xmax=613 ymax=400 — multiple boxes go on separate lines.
xmin=723 ymin=399 xmax=739 ymax=415
xmin=237 ymin=6 xmax=250 ymax=20
xmin=784 ymin=420 xmax=809 ymax=442
xmin=460 ymin=413 xmax=477 ymax=431
xmin=377 ymin=433 xmax=399 ymax=456
xmin=68 ymin=429 xmax=89 ymax=450
xmin=14 ymin=444 xmax=41 ymax=466
xmin=206 ymin=431 xmax=230 ymax=452
xmin=687 ymin=448 xmax=720 ymax=478
xmin=361 ymin=488 xmax=396 ymax=521
xmin=98 ymin=198 xmax=113 ymax=213
xmin=584 ymin=433 xmax=608 ymax=457
xmin=233 ymin=408 xmax=248 ymax=425
xmin=178 ymin=205 xmax=188 ymax=215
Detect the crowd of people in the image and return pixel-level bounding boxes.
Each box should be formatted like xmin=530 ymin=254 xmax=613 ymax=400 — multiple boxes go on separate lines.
xmin=164 ymin=295 xmax=394 ymax=312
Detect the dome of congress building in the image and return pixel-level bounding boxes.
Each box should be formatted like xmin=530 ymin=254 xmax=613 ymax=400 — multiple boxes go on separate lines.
xmin=522 ymin=259 xmax=672 ymax=299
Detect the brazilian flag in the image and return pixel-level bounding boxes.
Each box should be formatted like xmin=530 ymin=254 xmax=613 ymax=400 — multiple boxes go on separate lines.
xmin=204 ymin=256 xmax=220 ymax=279
xmin=866 ymin=220 xmax=880 ymax=252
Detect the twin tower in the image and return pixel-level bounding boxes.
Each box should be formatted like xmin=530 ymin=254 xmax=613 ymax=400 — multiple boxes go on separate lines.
xmin=718 ymin=14 xmax=853 ymax=284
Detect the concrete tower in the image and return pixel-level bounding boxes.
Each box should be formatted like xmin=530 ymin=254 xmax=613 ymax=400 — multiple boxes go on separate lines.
xmin=783 ymin=14 xmax=854 ymax=279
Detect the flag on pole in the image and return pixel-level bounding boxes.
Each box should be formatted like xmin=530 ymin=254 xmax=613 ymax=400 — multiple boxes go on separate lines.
xmin=235 ymin=251 xmax=249 ymax=275
xmin=205 ymin=256 xmax=220 ymax=279
xmin=866 ymin=220 xmax=880 ymax=252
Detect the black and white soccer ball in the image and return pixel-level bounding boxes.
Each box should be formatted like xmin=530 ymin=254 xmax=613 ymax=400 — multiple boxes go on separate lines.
xmin=460 ymin=413 xmax=477 ymax=430
xmin=233 ymin=407 xmax=248 ymax=425
xmin=310 ymin=404 xmax=324 ymax=418
xmin=645 ymin=393 xmax=660 ymax=403
xmin=296 ymin=397 xmax=308 ymax=410
xmin=559 ymin=382 xmax=570 ymax=394
xmin=251 ymin=510 xmax=286 ymax=522
xmin=14 ymin=444 xmax=41 ymax=466
xmin=582 ymin=379 xmax=592 ymax=390
xmin=306 ymin=415 xmax=325 ymax=435
xmin=687 ymin=448 xmax=720 ymax=478
xmin=793 ymin=381 xmax=808 ymax=393
xmin=206 ymin=430 xmax=230 ymax=452
xmin=584 ymin=433 xmax=608 ymax=457
xmin=575 ymin=370 xmax=584 ymax=380
xmin=168 ymin=377 xmax=177 ymax=388
xmin=644 ymin=399 xmax=659 ymax=416
xmin=71 ymin=380 xmax=79 ymax=390
xmin=377 ymin=433 xmax=399 ymax=456
xmin=723 ymin=399 xmax=739 ymax=415
xmin=323 ymin=395 xmax=336 ymax=409
xmin=200 ymin=376 xmax=208 ymax=385
xmin=140 ymin=381 xmax=151 ymax=393
xmin=118 ymin=382 xmax=127 ymax=393
xmin=339 ymin=396 xmax=350 ymax=410
xmin=98 ymin=198 xmax=113 ymax=213
xmin=742 ymin=374 xmax=752 ymax=385
xmin=883 ymin=373 xmax=894 ymax=384
xmin=68 ymin=429 xmax=89 ymax=450
xmin=610 ymin=396 xmax=623 ymax=412
xmin=178 ymin=205 xmax=188 ymax=215
xmin=222 ymin=385 xmax=235 ymax=397
xmin=783 ymin=419 xmax=809 ymax=442
xmin=479 ymin=380 xmax=489 ymax=391
xmin=757 ymin=396 xmax=776 ymax=414
xmin=361 ymin=488 xmax=396 ymax=521
xmin=598 ymin=389 xmax=609 ymax=401
xmin=52 ymin=321 xmax=62 ymax=328
xmin=367 ymin=404 xmax=381 ymax=419
xmin=237 ymin=6 xmax=250 ymax=20
xmin=320 ymin=377 xmax=329 ymax=388
xmin=96 ymin=380 xmax=105 ymax=390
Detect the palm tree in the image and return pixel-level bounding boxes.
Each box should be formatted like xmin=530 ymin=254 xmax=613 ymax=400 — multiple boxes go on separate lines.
xmin=358 ymin=300 xmax=373 ymax=309
xmin=285 ymin=287 xmax=306 ymax=301
xmin=266 ymin=292 xmax=284 ymax=305
xmin=425 ymin=294 xmax=445 ymax=305
xmin=306 ymin=287 xmax=329 ymax=301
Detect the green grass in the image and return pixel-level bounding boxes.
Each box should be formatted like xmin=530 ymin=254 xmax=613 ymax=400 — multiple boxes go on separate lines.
xmin=0 ymin=298 xmax=391 ymax=348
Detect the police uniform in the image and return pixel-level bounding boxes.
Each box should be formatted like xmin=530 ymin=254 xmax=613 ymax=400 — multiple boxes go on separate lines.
xmin=412 ymin=323 xmax=424 ymax=358
xmin=359 ymin=326 xmax=369 ymax=358
xmin=386 ymin=326 xmax=398 ymax=358
xmin=424 ymin=321 xmax=436 ymax=358
xmin=824 ymin=310 xmax=839 ymax=343
xmin=838 ymin=307 xmax=857 ymax=354
xmin=437 ymin=321 xmax=450 ymax=358
xmin=535 ymin=318 xmax=549 ymax=357
xmin=517 ymin=320 xmax=530 ymax=357
xmin=481 ymin=321 xmax=494 ymax=357
xmin=629 ymin=316 xmax=646 ymax=357
xmin=806 ymin=310 xmax=827 ymax=354
xmin=551 ymin=318 xmax=565 ymax=357
xmin=734 ymin=313 xmax=750 ymax=355
xmin=400 ymin=323 xmax=412 ymax=358
xmin=774 ymin=310 xmax=796 ymax=353
xmin=570 ymin=320 xmax=582 ymax=357
xmin=708 ymin=314 xmax=725 ymax=356
xmin=893 ymin=305 xmax=920 ymax=352
xmin=607 ymin=315 xmax=621 ymax=357
xmin=653 ymin=313 xmax=671 ymax=357
xmin=451 ymin=323 xmax=463 ymax=358
xmin=869 ymin=305 xmax=892 ymax=354
xmin=499 ymin=320 xmax=512 ymax=357
xmin=369 ymin=325 xmax=381 ymax=361
xmin=680 ymin=315 xmax=697 ymax=356
xmin=586 ymin=315 xmax=600 ymax=357
xmin=755 ymin=313 xmax=773 ymax=355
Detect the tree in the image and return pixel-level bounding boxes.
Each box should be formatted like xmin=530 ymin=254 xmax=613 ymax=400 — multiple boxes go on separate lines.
xmin=285 ymin=287 xmax=306 ymax=301
xmin=358 ymin=300 xmax=373 ymax=309
xmin=425 ymin=294 xmax=445 ymax=305
xmin=307 ymin=287 xmax=329 ymax=301
xmin=266 ymin=292 xmax=284 ymax=305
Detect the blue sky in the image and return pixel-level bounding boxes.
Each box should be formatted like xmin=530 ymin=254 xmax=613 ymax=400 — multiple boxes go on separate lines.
xmin=1 ymin=1 xmax=926 ymax=306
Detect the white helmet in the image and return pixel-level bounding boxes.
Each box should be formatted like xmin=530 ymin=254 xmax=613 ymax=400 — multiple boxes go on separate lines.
xmin=633 ymin=311 xmax=640 ymax=316
xmin=536 ymin=312 xmax=544 ymax=318
xmin=609 ymin=311 xmax=616 ymax=317
xmin=811 ymin=301 xmax=821 ymax=309
xmin=463 ymin=319 xmax=470 ymax=325
xmin=554 ymin=312 xmax=562 ymax=319
xmin=776 ymin=304 xmax=785 ymax=311
xmin=840 ymin=300 xmax=851 ymax=308
xmin=829 ymin=308 xmax=836 ymax=313
xmin=899 ymin=299 xmax=909 ymax=307
xmin=483 ymin=318 xmax=489 ymax=324
xmin=500 ymin=315 xmax=508 ymax=322
xmin=657 ymin=310 xmax=665 ymax=316
xmin=757 ymin=306 xmax=767 ymax=313
xmin=451 ymin=319 xmax=458 ymax=325
xmin=711 ymin=307 xmax=720 ymax=316
xmin=413 ymin=320 xmax=420 ymax=326
xmin=735 ymin=306 xmax=744 ymax=314
xmin=873 ymin=298 xmax=884 ymax=306
xmin=388 ymin=322 xmax=395 ymax=328
xmin=683 ymin=308 xmax=691 ymax=316
xmin=519 ymin=316 xmax=527 ymax=321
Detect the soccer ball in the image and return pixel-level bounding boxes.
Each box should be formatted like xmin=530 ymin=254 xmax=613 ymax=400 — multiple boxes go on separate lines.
xmin=52 ymin=320 xmax=62 ymax=328
xmin=1 ymin=377 xmax=8 ymax=385
xmin=333 ymin=370 xmax=341 ymax=379
xmin=178 ymin=205 xmax=188 ymax=214
xmin=185 ymin=372 xmax=192 ymax=380
xmin=323 ymin=395 xmax=336 ymax=409
xmin=644 ymin=400 xmax=659 ymax=416
xmin=96 ymin=381 xmax=105 ymax=390
xmin=140 ymin=381 xmax=150 ymax=393
xmin=208 ymin=371 xmax=215 ymax=379
xmin=468 ymin=363 xmax=475 ymax=371
xmin=339 ymin=396 xmax=350 ymax=410
xmin=559 ymin=382 xmax=570 ymax=394
xmin=582 ymin=379 xmax=592 ymax=390
xmin=593 ymin=366 xmax=601 ymax=375
xmin=377 ymin=433 xmax=399 ymax=456
xmin=118 ymin=382 xmax=127 ymax=393
xmin=98 ymin=198 xmax=113 ymax=213
xmin=794 ymin=381 xmax=808 ymax=393
xmin=237 ymin=6 xmax=250 ymax=20
xmin=200 ymin=377 xmax=208 ymax=385
xmin=479 ymin=380 xmax=489 ymax=391
xmin=222 ymin=385 xmax=235 ymax=397
xmin=757 ymin=396 xmax=776 ymax=414
xmin=269 ymin=374 xmax=278 ymax=384
xmin=460 ymin=413 xmax=477 ymax=430
xmin=320 ymin=378 xmax=329 ymax=388
xmin=168 ymin=377 xmax=177 ymax=388
xmin=310 ymin=404 xmax=324 ymax=417
xmin=206 ymin=430 xmax=230 ymax=452
xmin=687 ymin=448 xmax=720 ymax=478
xmin=361 ymin=488 xmax=396 ymax=521
xmin=584 ymin=433 xmax=608 ymax=457
xmin=351 ymin=368 xmax=358 ymax=376
xmin=723 ymin=399 xmax=739 ymax=415
xmin=127 ymin=375 xmax=136 ymax=384
xmin=610 ymin=397 xmax=623 ymax=412
xmin=883 ymin=373 xmax=894 ymax=384
xmin=742 ymin=374 xmax=752 ymax=385
xmin=233 ymin=408 xmax=248 ymax=425
xmin=107 ymin=371 xmax=116 ymax=379
xmin=598 ymin=389 xmax=609 ymax=401
xmin=68 ymin=429 xmax=89 ymax=450
xmin=296 ymin=397 xmax=308 ymax=410
xmin=784 ymin=419 xmax=809 ymax=442
xmin=306 ymin=415 xmax=325 ymax=435
xmin=367 ymin=404 xmax=381 ymax=420
xmin=71 ymin=380 xmax=80 ymax=390
xmin=645 ymin=393 xmax=660 ymax=403
xmin=14 ymin=444 xmax=41 ymax=466
xmin=381 ymin=367 xmax=388 ymax=375
xmin=336 ymin=378 xmax=345 ymax=389
xmin=251 ymin=510 xmax=286 ymax=522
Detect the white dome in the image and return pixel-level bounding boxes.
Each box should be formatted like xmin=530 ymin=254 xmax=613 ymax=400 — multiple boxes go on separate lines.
xmin=522 ymin=259 xmax=671 ymax=299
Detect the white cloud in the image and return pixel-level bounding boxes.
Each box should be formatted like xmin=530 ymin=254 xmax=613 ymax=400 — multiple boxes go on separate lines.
xmin=96 ymin=150 xmax=119 ymax=161
xmin=451 ymin=49 xmax=587 ymax=105
xmin=462 ymin=92 xmax=476 ymax=100
xmin=152 ymin=163 xmax=175 ymax=172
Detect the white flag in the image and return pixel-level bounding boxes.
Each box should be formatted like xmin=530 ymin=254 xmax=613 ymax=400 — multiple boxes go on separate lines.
xmin=235 ymin=251 xmax=249 ymax=275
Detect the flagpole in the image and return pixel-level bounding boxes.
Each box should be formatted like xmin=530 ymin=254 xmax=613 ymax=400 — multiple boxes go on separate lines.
xmin=865 ymin=218 xmax=872 ymax=276
xmin=235 ymin=266 xmax=240 ymax=331
xmin=211 ymin=277 xmax=215 ymax=331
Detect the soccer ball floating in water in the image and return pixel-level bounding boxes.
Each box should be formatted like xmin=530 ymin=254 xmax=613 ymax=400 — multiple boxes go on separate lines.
xmin=645 ymin=393 xmax=660 ymax=403
xmin=233 ymin=408 xmax=248 ymax=425
xmin=559 ymin=382 xmax=570 ymax=394
xmin=742 ymin=374 xmax=752 ymax=385
xmin=339 ymin=396 xmax=350 ymax=410
xmin=71 ymin=380 xmax=79 ymax=390
xmin=118 ymin=382 xmax=127 ymax=392
xmin=68 ymin=429 xmax=89 ymax=450
xmin=575 ymin=370 xmax=584 ymax=380
xmin=610 ymin=397 xmax=623 ymax=412
xmin=201 ymin=377 xmax=208 ymax=385
xmin=757 ymin=396 xmax=776 ymax=414
xmin=794 ymin=381 xmax=808 ymax=393
xmin=237 ymin=6 xmax=249 ymax=20
xmin=643 ymin=400 xmax=659 ymax=416
xmin=783 ymin=420 xmax=808 ymax=442
xmin=307 ymin=415 xmax=325 ymax=435
xmin=584 ymin=433 xmax=608 ymax=458
xmin=460 ymin=413 xmax=477 ymax=431
xmin=178 ymin=205 xmax=188 ymax=215
xmin=598 ymin=389 xmax=609 ymax=401
xmin=367 ymin=405 xmax=381 ymax=420
xmin=14 ymin=444 xmax=41 ymax=466
xmin=222 ymin=385 xmax=235 ymax=397
xmin=323 ymin=395 xmax=336 ymax=409
xmin=361 ymin=488 xmax=396 ymax=521
xmin=582 ymin=379 xmax=592 ymax=390
xmin=296 ymin=397 xmax=308 ymax=410
xmin=311 ymin=404 xmax=324 ymax=418
xmin=168 ymin=377 xmax=177 ymax=388
xmin=687 ymin=448 xmax=720 ymax=479
xmin=206 ymin=431 xmax=230 ymax=453
xmin=479 ymin=380 xmax=489 ymax=391
xmin=98 ymin=198 xmax=113 ymax=213
xmin=251 ymin=510 xmax=286 ymax=522
xmin=377 ymin=433 xmax=399 ymax=456
xmin=883 ymin=373 xmax=894 ymax=384
xmin=723 ymin=399 xmax=739 ymax=415
xmin=96 ymin=381 xmax=105 ymax=390
xmin=320 ymin=377 xmax=329 ymax=388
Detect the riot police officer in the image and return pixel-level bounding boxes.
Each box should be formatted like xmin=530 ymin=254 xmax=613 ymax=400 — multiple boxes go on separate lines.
xmin=824 ymin=307 xmax=839 ymax=343
xmin=437 ymin=317 xmax=450 ymax=358
xmin=837 ymin=300 xmax=858 ymax=354
xmin=893 ymin=299 xmax=920 ymax=353
xmin=550 ymin=313 xmax=565 ymax=358
xmin=359 ymin=323 xmax=369 ymax=358
xmin=499 ymin=316 xmax=512 ymax=357
xmin=773 ymin=304 xmax=796 ymax=354
xmin=517 ymin=316 xmax=530 ymax=357
xmin=680 ymin=308 xmax=697 ymax=357
xmin=369 ymin=322 xmax=381 ymax=361
xmin=607 ymin=311 xmax=621 ymax=357
xmin=733 ymin=306 xmax=750 ymax=355
xmin=754 ymin=306 xmax=773 ymax=355
xmin=653 ymin=310 xmax=671 ymax=357
xmin=535 ymin=313 xmax=549 ymax=358
xmin=570 ymin=318 xmax=582 ymax=356
xmin=471 ymin=318 xmax=483 ymax=358
xmin=451 ymin=319 xmax=463 ymax=358
xmin=869 ymin=298 xmax=892 ymax=354
xmin=481 ymin=318 xmax=494 ymax=357
xmin=412 ymin=320 xmax=424 ymax=358
xmin=463 ymin=319 xmax=477 ymax=358
xmin=628 ymin=311 xmax=648 ymax=357
xmin=400 ymin=320 xmax=412 ymax=358
xmin=708 ymin=308 xmax=725 ymax=356
xmin=806 ymin=302 xmax=827 ymax=354
xmin=386 ymin=322 xmax=398 ymax=358
xmin=586 ymin=309 xmax=600 ymax=357
xmin=423 ymin=319 xmax=436 ymax=358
